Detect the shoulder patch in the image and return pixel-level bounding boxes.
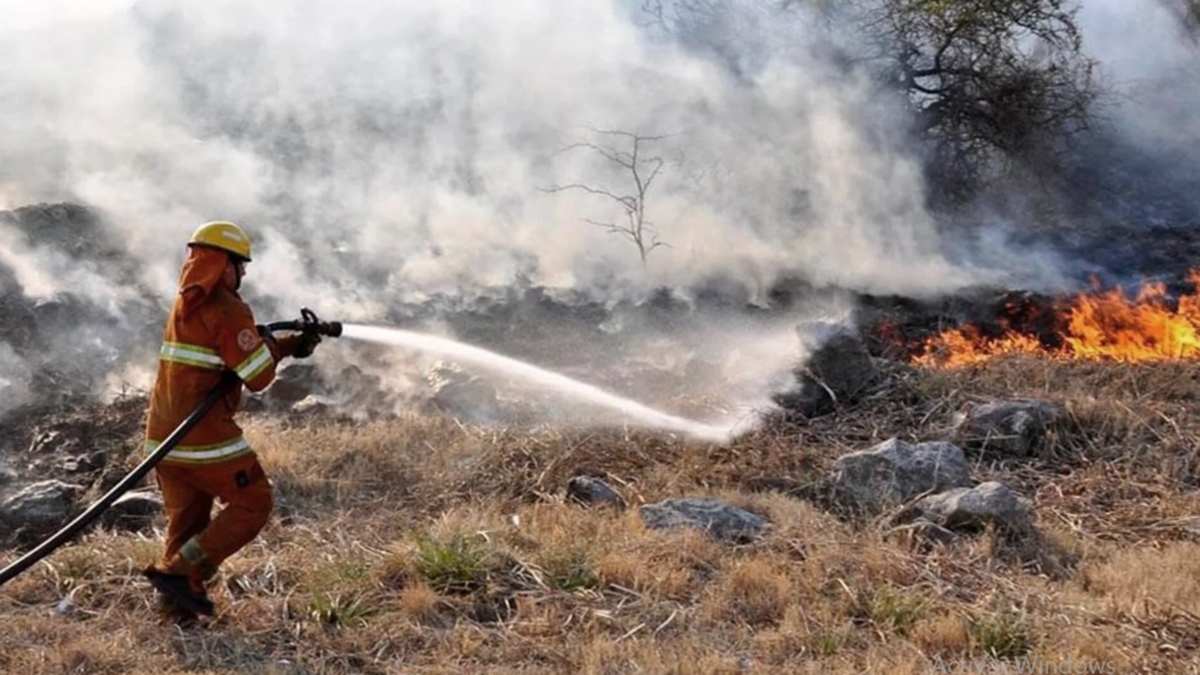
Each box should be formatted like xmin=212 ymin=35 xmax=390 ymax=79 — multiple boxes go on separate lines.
xmin=237 ymin=328 xmax=259 ymax=352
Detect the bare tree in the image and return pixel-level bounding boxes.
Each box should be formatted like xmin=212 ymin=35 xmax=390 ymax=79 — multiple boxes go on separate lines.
xmin=1158 ymin=0 xmax=1200 ymax=39
xmin=651 ymin=0 xmax=1098 ymax=204
xmin=540 ymin=129 xmax=672 ymax=266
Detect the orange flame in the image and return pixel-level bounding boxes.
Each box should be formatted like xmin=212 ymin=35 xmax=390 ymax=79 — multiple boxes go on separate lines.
xmin=914 ymin=271 xmax=1200 ymax=367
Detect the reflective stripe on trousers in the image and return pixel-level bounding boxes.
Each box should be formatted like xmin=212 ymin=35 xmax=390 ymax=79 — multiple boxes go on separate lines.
xmin=145 ymin=436 xmax=253 ymax=464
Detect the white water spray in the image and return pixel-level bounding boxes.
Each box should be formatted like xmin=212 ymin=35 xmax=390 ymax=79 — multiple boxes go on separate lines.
xmin=341 ymin=324 xmax=758 ymax=444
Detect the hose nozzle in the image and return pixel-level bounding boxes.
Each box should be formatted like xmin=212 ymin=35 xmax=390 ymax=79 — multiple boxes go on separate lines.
xmin=299 ymin=307 xmax=343 ymax=337
xmin=262 ymin=308 xmax=343 ymax=337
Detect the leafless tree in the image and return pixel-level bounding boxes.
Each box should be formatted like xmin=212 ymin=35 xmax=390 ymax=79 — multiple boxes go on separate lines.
xmin=1158 ymin=0 xmax=1200 ymax=39
xmin=649 ymin=0 xmax=1098 ymax=204
xmin=540 ymin=129 xmax=672 ymax=266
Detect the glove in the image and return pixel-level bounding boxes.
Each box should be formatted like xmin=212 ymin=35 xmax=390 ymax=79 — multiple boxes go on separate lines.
xmin=292 ymin=331 xmax=321 ymax=359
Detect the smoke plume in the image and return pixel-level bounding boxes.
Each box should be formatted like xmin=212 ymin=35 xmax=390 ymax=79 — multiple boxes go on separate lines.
xmin=0 ymin=0 xmax=1196 ymax=422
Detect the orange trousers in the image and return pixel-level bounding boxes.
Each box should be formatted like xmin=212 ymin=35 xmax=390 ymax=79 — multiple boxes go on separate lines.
xmin=153 ymin=453 xmax=274 ymax=589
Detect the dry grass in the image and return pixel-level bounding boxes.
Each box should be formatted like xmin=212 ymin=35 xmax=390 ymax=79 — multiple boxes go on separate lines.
xmin=4 ymin=356 xmax=1200 ymax=673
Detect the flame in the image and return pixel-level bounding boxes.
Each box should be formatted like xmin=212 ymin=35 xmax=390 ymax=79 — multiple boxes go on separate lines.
xmin=913 ymin=271 xmax=1200 ymax=367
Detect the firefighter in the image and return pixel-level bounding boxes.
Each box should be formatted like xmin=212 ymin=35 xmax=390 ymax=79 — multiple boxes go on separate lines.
xmin=141 ymin=221 xmax=320 ymax=619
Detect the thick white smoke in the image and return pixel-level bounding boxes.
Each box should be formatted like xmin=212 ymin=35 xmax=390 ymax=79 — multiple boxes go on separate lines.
xmin=0 ymin=0 xmax=1195 ymax=421
xmin=0 ymin=0 xmax=1014 ymax=306
xmin=1079 ymin=0 xmax=1200 ymax=150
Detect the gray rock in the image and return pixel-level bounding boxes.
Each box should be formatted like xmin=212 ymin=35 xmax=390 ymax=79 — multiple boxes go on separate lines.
xmin=291 ymin=395 xmax=332 ymax=416
xmin=913 ymin=481 xmax=1033 ymax=534
xmin=886 ymin=518 xmax=958 ymax=546
xmin=829 ymin=438 xmax=972 ymax=515
xmin=566 ymin=476 xmax=624 ymax=508
xmin=100 ymin=490 xmax=163 ymax=531
xmin=426 ymin=360 xmax=500 ymax=423
xmin=28 ymin=428 xmax=83 ymax=456
xmin=640 ymin=497 xmax=769 ymax=543
xmin=773 ymin=322 xmax=877 ymax=417
xmin=0 ymin=480 xmax=84 ymax=533
xmin=952 ymin=399 xmax=1065 ymax=457
xmin=265 ymin=363 xmax=321 ymax=408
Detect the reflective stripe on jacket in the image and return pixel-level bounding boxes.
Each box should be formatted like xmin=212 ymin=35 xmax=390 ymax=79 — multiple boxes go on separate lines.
xmin=144 ymin=247 xmax=296 ymax=465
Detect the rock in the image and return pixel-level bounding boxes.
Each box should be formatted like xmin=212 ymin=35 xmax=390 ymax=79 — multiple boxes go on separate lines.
xmin=28 ymin=428 xmax=76 ymax=455
xmin=100 ymin=490 xmax=163 ymax=531
xmin=639 ymin=497 xmax=769 ymax=543
xmin=241 ymin=395 xmax=268 ymax=413
xmin=566 ymin=476 xmax=624 ymax=508
xmin=952 ymin=399 xmax=1065 ymax=457
xmin=426 ymin=360 xmax=500 ymax=423
xmin=886 ymin=518 xmax=958 ymax=546
xmin=291 ymin=395 xmax=332 ymax=416
xmin=265 ymin=363 xmax=321 ymax=408
xmin=0 ymin=480 xmax=85 ymax=538
xmin=829 ymin=438 xmax=972 ymax=515
xmin=55 ymin=594 xmax=76 ymax=617
xmin=913 ymin=481 xmax=1034 ymax=534
xmin=773 ymin=322 xmax=877 ymax=417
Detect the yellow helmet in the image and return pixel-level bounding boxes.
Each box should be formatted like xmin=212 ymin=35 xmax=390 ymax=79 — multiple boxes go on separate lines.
xmin=188 ymin=221 xmax=252 ymax=261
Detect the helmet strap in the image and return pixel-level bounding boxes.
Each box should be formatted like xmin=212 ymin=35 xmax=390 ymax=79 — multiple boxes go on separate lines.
xmin=229 ymin=255 xmax=245 ymax=291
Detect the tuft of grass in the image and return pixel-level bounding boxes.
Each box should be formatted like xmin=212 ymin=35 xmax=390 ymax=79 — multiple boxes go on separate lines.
xmin=49 ymin=547 xmax=104 ymax=590
xmin=308 ymin=591 xmax=372 ymax=627
xmin=414 ymin=532 xmax=498 ymax=595
xmin=969 ymin=607 xmax=1033 ymax=659
xmin=809 ymin=631 xmax=843 ymax=657
xmin=911 ymin=612 xmax=973 ymax=656
xmin=540 ymin=548 xmax=601 ymax=592
xmin=854 ymin=585 xmax=927 ymax=636
xmin=704 ymin=558 xmax=791 ymax=627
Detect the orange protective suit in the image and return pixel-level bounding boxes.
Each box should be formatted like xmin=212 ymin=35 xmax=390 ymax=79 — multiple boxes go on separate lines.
xmin=144 ymin=245 xmax=299 ymax=599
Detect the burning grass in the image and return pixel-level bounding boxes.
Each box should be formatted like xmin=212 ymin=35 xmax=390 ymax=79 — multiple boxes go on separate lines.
xmin=4 ymin=355 xmax=1200 ymax=673
xmin=910 ymin=270 xmax=1200 ymax=367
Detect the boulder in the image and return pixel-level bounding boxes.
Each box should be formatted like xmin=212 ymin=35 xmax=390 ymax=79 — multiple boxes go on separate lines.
xmin=566 ymin=476 xmax=624 ymax=508
xmin=773 ymin=322 xmax=877 ymax=417
xmin=640 ymin=497 xmax=769 ymax=543
xmin=100 ymin=489 xmax=164 ymax=531
xmin=952 ymin=399 xmax=1065 ymax=457
xmin=0 ymin=480 xmax=84 ymax=540
xmin=829 ymin=438 xmax=972 ymax=515
xmin=912 ymin=481 xmax=1034 ymax=534
xmin=264 ymin=362 xmax=321 ymax=409
xmin=426 ymin=360 xmax=500 ymax=423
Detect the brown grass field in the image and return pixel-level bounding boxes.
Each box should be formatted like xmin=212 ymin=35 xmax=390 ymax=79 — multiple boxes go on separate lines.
xmin=3 ymin=356 xmax=1200 ymax=674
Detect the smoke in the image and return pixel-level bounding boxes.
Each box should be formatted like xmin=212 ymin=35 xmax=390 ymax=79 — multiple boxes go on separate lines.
xmin=1079 ymin=0 xmax=1200 ymax=151
xmin=0 ymin=0 xmax=1196 ymax=421
xmin=0 ymin=0 xmax=1015 ymax=302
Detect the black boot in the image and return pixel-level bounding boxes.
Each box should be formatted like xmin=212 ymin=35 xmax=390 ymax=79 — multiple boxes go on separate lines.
xmin=143 ymin=566 xmax=215 ymax=616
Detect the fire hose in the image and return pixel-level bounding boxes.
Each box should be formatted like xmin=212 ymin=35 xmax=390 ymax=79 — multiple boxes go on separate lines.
xmin=0 ymin=308 xmax=342 ymax=587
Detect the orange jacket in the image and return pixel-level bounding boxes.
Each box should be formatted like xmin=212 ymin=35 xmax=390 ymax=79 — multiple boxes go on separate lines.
xmin=144 ymin=246 xmax=298 ymax=464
